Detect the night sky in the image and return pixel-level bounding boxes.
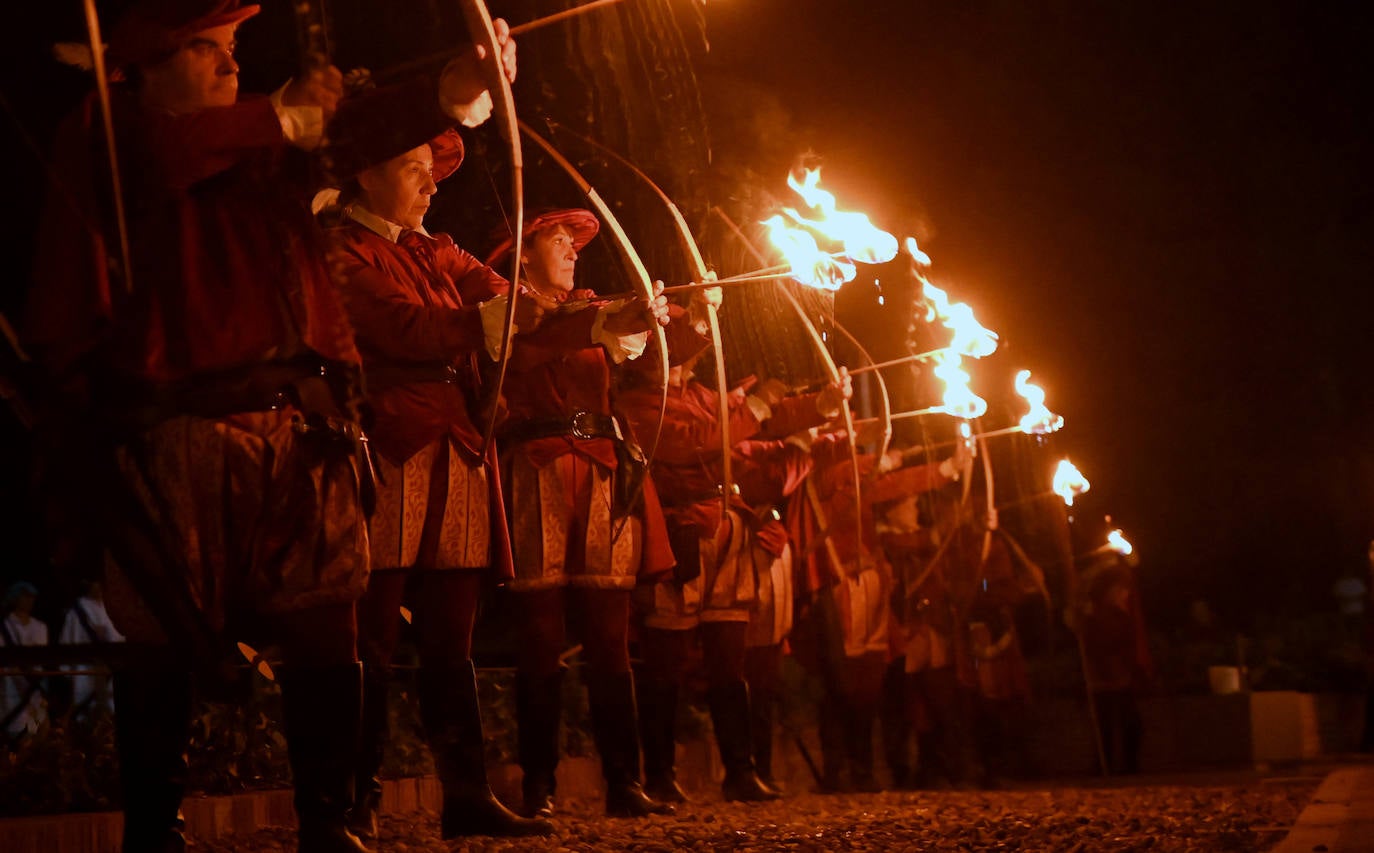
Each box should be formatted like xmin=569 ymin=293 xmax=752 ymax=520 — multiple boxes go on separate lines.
xmin=703 ymin=0 xmax=1374 ymax=627
xmin=2 ymin=1 xmax=1371 ymax=631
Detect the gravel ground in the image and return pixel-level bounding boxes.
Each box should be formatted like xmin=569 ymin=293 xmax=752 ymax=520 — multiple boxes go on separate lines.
xmin=193 ymin=778 xmax=1317 ymax=853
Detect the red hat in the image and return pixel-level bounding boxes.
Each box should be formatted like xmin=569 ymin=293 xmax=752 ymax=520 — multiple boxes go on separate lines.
xmin=484 ymin=208 xmax=600 ymax=268
xmin=108 ymin=0 xmax=260 ymax=69
xmin=325 ymin=87 xmax=464 ymax=183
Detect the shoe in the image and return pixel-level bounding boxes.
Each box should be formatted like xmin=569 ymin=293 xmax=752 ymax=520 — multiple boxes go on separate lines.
xmin=586 ymin=671 xmax=675 ymax=817
xmin=516 ymin=669 xmax=564 ymax=819
xmin=708 ymin=680 xmax=781 ymax=802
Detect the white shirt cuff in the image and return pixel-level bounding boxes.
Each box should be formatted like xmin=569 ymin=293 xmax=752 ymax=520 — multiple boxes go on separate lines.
xmin=744 ymin=395 xmax=773 ymax=423
xmin=480 ymin=295 xmax=509 ymax=361
xmin=441 ymin=90 xmax=494 ymax=128
xmin=270 ymin=82 xmax=325 ymax=150
xmin=592 ymin=304 xmax=649 ymax=364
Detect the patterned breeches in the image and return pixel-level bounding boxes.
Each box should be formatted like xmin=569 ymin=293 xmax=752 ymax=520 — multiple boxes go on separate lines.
xmin=369 ymin=437 xmax=489 ymax=571
xmin=103 ymin=410 xmax=369 ymax=645
xmin=635 ymin=509 xmax=756 ymax=631
xmin=504 ymin=451 xmax=641 ymax=591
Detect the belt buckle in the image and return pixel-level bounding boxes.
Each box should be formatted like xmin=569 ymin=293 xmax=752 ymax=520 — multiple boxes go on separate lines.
xmin=571 ymin=411 xmax=596 ymax=440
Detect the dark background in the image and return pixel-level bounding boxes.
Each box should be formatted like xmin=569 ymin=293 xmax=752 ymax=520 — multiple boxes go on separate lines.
xmin=701 ymin=0 xmax=1374 ymax=629
xmin=2 ymin=1 xmax=1372 ymax=635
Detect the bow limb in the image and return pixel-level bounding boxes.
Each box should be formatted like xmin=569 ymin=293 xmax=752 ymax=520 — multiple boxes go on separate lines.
xmin=827 ymin=319 xmax=892 ymax=478
xmin=776 ymin=285 xmax=866 ymax=573
xmin=548 ymin=124 xmax=732 ymax=519
xmin=708 ymin=206 xmax=866 ymax=570
xmin=80 ymin=0 xmax=132 ymax=295
xmin=457 ymin=0 xmax=525 ymax=453
xmin=516 ymin=121 xmax=670 ymax=529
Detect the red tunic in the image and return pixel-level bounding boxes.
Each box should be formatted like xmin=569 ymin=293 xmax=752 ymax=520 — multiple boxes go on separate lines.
xmin=27 ymin=91 xmax=358 ymax=384
xmin=328 ymin=219 xmax=506 ymax=466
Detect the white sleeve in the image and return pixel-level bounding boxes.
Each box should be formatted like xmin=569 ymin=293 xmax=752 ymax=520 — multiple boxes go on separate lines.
xmin=591 ymin=304 xmax=650 ymax=364
xmin=440 ymin=90 xmax=494 ymax=128
xmin=270 ymin=82 xmax=325 ymax=150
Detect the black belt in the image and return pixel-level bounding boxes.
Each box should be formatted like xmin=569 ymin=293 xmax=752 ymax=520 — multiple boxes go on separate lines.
xmin=101 ymin=358 xmax=353 ymax=427
xmin=365 ymin=362 xmax=461 ymax=392
xmin=500 ymin=411 xmax=623 ymax=444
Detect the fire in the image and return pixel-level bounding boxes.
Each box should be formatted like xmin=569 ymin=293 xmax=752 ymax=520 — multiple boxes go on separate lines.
xmin=762 ymin=215 xmax=856 ymax=290
xmin=1014 ymin=370 xmax=1064 ymax=435
xmin=1106 ymin=529 xmax=1134 ymax=557
xmin=931 ymin=351 xmax=988 ymax=419
xmin=1052 ymin=459 xmax=1090 ymax=506
xmin=904 ymin=236 xmax=932 ymax=267
xmin=784 ymin=169 xmax=899 ymax=264
xmin=921 ymin=280 xmax=998 ymax=359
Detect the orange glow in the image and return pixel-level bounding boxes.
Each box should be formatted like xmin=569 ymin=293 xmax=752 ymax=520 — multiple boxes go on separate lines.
xmin=931 ymin=351 xmax=988 ymax=419
xmin=1106 ymin=529 xmax=1134 ymax=556
xmin=784 ymin=169 xmax=899 ymax=264
xmin=1014 ymin=369 xmax=1064 ymax=435
xmin=1052 ymin=459 xmax=1090 ymax=506
xmin=904 ymin=236 xmax=932 ymax=267
xmin=921 ymin=280 xmax=998 ymax=359
xmin=762 ymin=214 xmax=855 ymax=290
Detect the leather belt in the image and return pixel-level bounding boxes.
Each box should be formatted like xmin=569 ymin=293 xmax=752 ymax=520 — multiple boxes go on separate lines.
xmin=500 ymin=411 xmax=623 ymax=444
xmin=365 ymin=362 xmax=461 ymax=392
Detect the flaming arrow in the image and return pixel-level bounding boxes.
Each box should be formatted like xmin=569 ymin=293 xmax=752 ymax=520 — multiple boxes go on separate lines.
xmin=710 ymin=205 xmax=871 ymax=572
xmin=548 ymin=123 xmax=733 ymax=520
xmin=517 ymin=121 xmax=670 ymax=540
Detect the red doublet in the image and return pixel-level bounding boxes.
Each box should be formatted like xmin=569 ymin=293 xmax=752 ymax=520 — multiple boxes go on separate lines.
xmin=329 ymin=221 xmax=505 ymax=465
xmin=28 ymin=92 xmax=358 ymax=383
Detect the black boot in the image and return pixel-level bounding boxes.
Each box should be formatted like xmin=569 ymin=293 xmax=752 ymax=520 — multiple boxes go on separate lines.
xmin=115 ymin=667 xmax=192 ymax=853
xmin=417 ymin=661 xmax=554 ymax=837
xmin=817 ymin=699 xmax=849 ymax=793
xmin=748 ymin=682 xmax=783 ymax=794
xmin=516 ymin=669 xmax=563 ymax=819
xmin=278 ymin=664 xmax=371 ymax=853
xmin=349 ymin=665 xmax=389 ymax=842
xmin=585 ymin=670 xmax=675 ymax=817
xmin=708 ymin=680 xmax=781 ymax=802
xmin=636 ymin=674 xmax=687 ymax=803
xmin=845 ymin=704 xmax=881 ymax=793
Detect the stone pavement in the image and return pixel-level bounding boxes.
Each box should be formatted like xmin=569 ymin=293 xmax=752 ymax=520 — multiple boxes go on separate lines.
xmin=1273 ymin=764 xmax=1374 ymax=853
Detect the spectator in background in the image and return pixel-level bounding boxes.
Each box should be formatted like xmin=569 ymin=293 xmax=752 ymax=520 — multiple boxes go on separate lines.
xmin=1080 ymin=562 xmax=1152 ymax=774
xmin=59 ymin=580 xmax=125 ymax=717
xmin=0 ymin=582 xmax=49 ymax=739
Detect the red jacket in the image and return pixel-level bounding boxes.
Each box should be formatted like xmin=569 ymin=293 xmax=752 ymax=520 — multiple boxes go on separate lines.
xmin=27 ymin=91 xmax=358 ymax=385
xmin=329 ymin=221 xmax=507 ymax=465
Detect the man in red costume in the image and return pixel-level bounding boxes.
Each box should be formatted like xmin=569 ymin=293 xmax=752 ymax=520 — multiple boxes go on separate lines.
xmin=484 ymin=210 xmax=685 ymax=818
xmin=788 ymin=435 xmax=968 ymax=792
xmin=323 ymin=105 xmax=572 ymax=836
xmin=617 ymin=356 xmax=849 ymax=803
xmin=24 ymin=2 xmax=513 ymax=850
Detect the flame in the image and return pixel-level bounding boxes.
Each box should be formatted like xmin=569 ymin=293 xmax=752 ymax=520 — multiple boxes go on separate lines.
xmin=931 ymin=351 xmax=987 ymax=419
xmin=1052 ymin=459 xmax=1090 ymax=506
xmin=783 ymin=169 xmax=899 ymax=264
xmin=1014 ymin=370 xmax=1064 ymax=435
xmin=904 ymin=236 xmax=932 ymax=267
xmin=1106 ymin=529 xmax=1134 ymax=557
xmin=762 ymin=215 xmax=855 ymax=290
xmin=921 ymin=280 xmax=998 ymax=358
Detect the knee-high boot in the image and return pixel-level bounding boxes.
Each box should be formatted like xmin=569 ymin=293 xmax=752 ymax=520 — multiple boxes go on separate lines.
xmin=349 ymin=665 xmax=389 ymax=841
xmin=515 ymin=669 xmax=563 ymax=818
xmin=278 ymin=664 xmax=370 ymax=853
xmin=844 ymin=702 xmax=881 ymax=792
xmin=584 ymin=670 xmax=675 ymax=817
xmin=636 ymin=674 xmax=687 ymax=803
xmin=707 ymin=680 xmax=781 ymax=802
xmin=748 ymin=681 xmax=781 ymax=793
xmin=417 ymin=661 xmax=553 ymax=837
xmin=115 ymin=667 xmax=192 ymax=853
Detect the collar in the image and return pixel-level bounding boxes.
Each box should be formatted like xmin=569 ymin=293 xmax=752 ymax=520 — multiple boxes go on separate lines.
xmin=346 ymin=205 xmax=431 ymax=244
